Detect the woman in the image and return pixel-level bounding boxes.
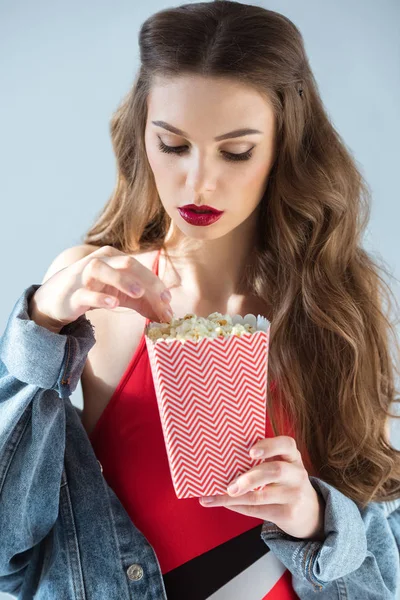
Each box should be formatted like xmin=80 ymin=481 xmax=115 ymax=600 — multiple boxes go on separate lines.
xmin=1 ymin=1 xmax=399 ymax=599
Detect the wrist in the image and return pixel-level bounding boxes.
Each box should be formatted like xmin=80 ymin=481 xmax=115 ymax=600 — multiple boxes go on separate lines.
xmin=28 ymin=297 xmax=64 ymax=334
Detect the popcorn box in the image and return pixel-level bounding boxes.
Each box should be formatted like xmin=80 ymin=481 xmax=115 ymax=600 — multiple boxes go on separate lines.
xmin=144 ymin=313 xmax=270 ymax=499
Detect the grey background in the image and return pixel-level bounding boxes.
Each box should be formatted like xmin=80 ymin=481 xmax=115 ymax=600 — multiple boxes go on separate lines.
xmin=1 ymin=1 xmax=399 ymax=598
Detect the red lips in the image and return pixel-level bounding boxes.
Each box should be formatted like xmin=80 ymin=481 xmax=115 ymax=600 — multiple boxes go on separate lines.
xmin=179 ymin=203 xmax=223 ymax=214
xmin=177 ymin=205 xmax=224 ymax=227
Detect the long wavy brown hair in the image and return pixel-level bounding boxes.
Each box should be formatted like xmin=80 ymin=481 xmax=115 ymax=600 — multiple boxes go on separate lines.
xmin=82 ymin=0 xmax=400 ymax=508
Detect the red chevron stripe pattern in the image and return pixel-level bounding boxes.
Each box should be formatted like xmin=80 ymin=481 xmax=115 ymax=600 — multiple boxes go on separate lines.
xmin=145 ymin=327 xmax=270 ymax=499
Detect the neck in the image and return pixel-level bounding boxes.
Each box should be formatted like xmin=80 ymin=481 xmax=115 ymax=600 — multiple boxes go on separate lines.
xmin=160 ymin=209 xmax=259 ymax=302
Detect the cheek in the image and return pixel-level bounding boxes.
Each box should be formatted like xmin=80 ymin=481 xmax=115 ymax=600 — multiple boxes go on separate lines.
xmin=145 ymin=148 xmax=178 ymax=211
xmin=146 ymin=144 xmax=164 ymax=175
xmin=144 ymin=134 xmax=170 ymax=177
xmin=239 ymin=160 xmax=270 ymax=192
xmin=147 ymin=152 xmax=179 ymax=190
xmin=227 ymin=162 xmax=270 ymax=215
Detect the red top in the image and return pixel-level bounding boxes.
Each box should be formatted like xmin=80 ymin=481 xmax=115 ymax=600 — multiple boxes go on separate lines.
xmin=89 ymin=248 xmax=300 ymax=599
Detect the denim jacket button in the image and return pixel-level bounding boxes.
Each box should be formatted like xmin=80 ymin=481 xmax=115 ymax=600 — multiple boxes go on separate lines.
xmin=97 ymin=460 xmax=103 ymax=473
xmin=127 ymin=564 xmax=144 ymax=581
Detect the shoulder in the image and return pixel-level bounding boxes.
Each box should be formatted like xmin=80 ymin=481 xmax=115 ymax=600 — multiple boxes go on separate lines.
xmin=41 ymin=244 xmax=100 ymax=284
xmin=41 ymin=245 xmax=159 ymax=284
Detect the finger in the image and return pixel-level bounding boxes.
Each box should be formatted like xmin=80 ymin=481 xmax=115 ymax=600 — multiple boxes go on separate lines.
xmin=100 ymin=254 xmax=173 ymax=320
xmin=73 ymin=245 xmax=173 ymax=314
xmin=201 ymin=483 xmax=296 ymax=507
xmin=227 ymin=461 xmax=304 ymax=496
xmin=250 ymin=436 xmax=303 ymax=466
xmin=81 ymin=256 xmax=145 ymax=297
xmin=72 ymin=287 xmax=121 ymax=311
xmin=221 ymin=503 xmax=284 ymax=522
xmin=80 ymin=255 xmax=172 ymax=322
xmin=71 ymin=244 xmax=125 ymax=271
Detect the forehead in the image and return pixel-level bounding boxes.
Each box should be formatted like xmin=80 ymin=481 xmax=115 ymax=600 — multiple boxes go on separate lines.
xmin=146 ymin=74 xmax=275 ymax=135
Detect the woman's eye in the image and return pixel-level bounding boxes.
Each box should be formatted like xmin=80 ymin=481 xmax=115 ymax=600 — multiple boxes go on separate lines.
xmin=157 ymin=138 xmax=253 ymax=162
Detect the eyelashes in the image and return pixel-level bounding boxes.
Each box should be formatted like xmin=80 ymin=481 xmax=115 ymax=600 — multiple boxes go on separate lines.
xmin=157 ymin=138 xmax=254 ymax=162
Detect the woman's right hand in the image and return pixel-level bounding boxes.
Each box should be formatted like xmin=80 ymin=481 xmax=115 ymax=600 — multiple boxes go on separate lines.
xmin=29 ymin=245 xmax=174 ymax=332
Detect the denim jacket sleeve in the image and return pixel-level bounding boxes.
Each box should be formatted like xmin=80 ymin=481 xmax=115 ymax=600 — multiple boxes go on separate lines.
xmin=0 ymin=283 xmax=96 ymax=593
xmin=260 ymin=468 xmax=400 ymax=598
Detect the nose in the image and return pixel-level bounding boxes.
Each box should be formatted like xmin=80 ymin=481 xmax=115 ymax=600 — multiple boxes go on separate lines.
xmin=186 ymin=153 xmax=217 ymax=194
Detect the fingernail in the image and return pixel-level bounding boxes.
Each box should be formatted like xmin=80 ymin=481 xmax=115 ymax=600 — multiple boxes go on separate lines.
xmin=129 ymin=283 xmax=143 ymax=296
xmin=160 ymin=289 xmax=172 ymax=303
xmin=162 ymin=307 xmax=173 ymax=322
xmin=250 ymin=448 xmax=264 ymax=458
xmin=104 ymin=297 xmax=116 ymax=306
xmin=227 ymin=483 xmax=239 ymax=494
xmin=200 ymin=496 xmax=215 ymax=504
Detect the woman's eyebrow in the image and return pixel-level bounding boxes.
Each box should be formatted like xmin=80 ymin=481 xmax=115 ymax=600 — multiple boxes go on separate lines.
xmin=151 ymin=120 xmax=263 ymax=141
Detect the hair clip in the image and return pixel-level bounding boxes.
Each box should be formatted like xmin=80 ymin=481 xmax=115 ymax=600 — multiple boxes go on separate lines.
xmin=298 ymin=88 xmax=303 ymax=97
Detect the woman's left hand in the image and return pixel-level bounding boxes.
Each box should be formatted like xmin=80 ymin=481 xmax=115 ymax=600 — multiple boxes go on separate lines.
xmin=199 ymin=436 xmax=326 ymax=541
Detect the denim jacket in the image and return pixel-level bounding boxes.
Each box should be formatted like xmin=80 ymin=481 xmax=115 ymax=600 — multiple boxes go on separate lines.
xmin=0 ymin=283 xmax=399 ymax=600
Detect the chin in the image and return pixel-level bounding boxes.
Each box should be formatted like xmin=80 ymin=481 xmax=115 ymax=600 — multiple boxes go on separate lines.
xmin=177 ymin=222 xmax=230 ymax=241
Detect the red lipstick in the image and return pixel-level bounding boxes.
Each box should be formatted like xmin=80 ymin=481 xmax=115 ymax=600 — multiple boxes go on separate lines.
xmin=177 ymin=204 xmax=224 ymax=227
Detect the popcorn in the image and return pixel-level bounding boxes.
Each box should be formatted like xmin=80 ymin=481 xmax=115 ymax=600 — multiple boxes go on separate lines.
xmin=146 ymin=311 xmax=258 ymax=343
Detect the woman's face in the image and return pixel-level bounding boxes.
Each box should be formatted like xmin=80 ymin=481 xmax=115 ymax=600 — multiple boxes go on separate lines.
xmin=144 ymin=74 xmax=277 ymax=241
